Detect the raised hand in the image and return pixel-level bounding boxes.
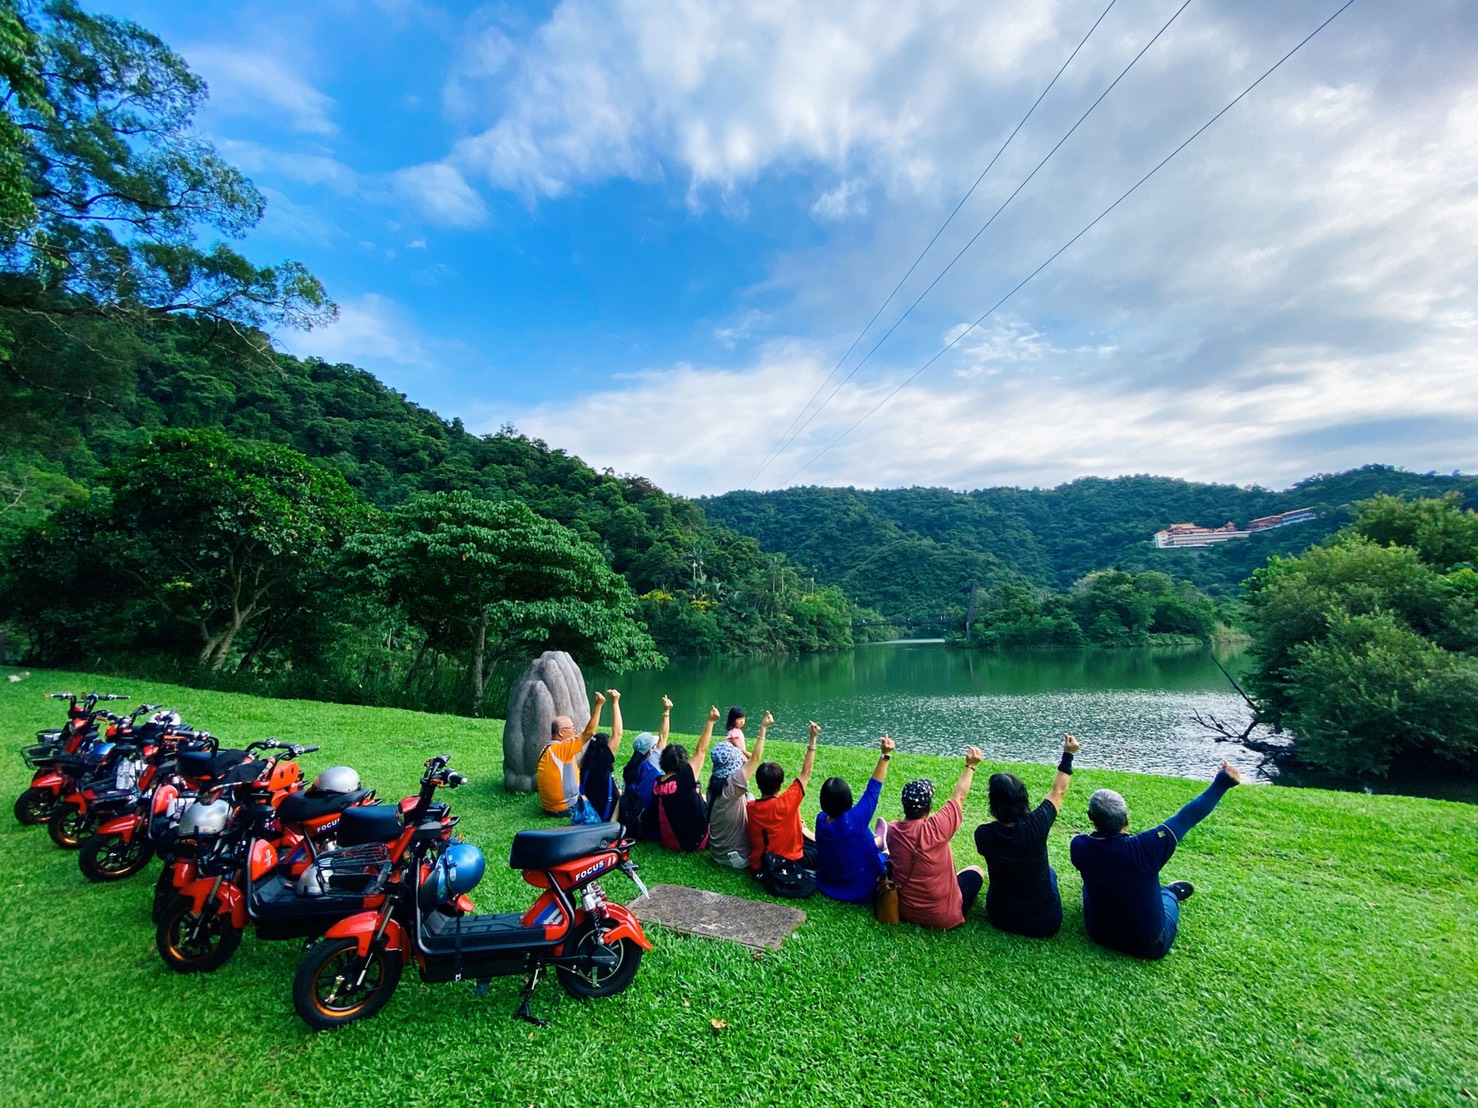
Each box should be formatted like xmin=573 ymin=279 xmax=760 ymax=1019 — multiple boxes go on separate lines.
xmin=808 ymin=721 xmax=821 ymax=741
xmin=661 ymin=694 xmax=672 ymax=712
xmin=708 ymin=705 xmax=721 ymax=722
xmin=880 ymin=734 xmax=896 ymax=755
xmin=964 ymin=745 xmax=984 ymax=768
xmin=1220 ymin=760 xmax=1241 ymax=785
xmin=762 ymin=710 xmax=774 ymax=727
xmin=593 ymin=691 xmax=606 ymax=706
xmin=606 ymin=688 xmax=621 ymax=702
xmin=1063 ymin=733 xmax=1082 ymax=755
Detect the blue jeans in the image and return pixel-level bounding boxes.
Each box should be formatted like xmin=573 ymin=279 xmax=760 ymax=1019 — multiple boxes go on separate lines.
xmin=1140 ymin=885 xmax=1182 ymax=960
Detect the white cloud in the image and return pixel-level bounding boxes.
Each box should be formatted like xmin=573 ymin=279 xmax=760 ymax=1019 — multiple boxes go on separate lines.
xmin=282 ymin=293 xmax=435 ymax=369
xmin=391 ymin=163 xmax=490 ymax=228
xmin=188 ymin=46 xmax=339 ymax=135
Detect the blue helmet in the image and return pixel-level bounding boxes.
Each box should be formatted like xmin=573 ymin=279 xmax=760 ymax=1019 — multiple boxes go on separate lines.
xmin=434 ymin=842 xmax=485 ymax=900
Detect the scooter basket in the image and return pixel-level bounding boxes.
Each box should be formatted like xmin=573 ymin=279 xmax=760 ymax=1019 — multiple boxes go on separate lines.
xmin=21 ymin=742 xmax=60 ymax=769
xmin=297 ymin=842 xmax=392 ymax=899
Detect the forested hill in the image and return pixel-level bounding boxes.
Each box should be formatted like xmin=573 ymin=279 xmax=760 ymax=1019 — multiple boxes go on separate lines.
xmin=0 ymin=313 xmax=885 ymax=657
xmin=703 ymin=469 xmax=1478 ymax=622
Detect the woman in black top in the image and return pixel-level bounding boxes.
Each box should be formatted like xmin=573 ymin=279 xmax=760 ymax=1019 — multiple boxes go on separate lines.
xmin=974 ymin=734 xmax=1081 ymax=937
xmin=651 ymin=706 xmax=719 ymax=852
xmin=578 ymin=690 xmax=623 ymax=822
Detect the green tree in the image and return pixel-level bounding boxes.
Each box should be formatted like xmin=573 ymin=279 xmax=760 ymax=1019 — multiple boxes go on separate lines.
xmin=1245 ymin=496 xmax=1478 ymax=774
xmin=344 ymin=491 xmax=662 ymax=712
xmin=106 ymin=429 xmax=370 ymax=670
xmin=0 ymin=1 xmax=333 ymax=334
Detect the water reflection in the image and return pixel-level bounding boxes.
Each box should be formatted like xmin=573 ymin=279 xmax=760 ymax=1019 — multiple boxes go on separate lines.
xmin=590 ymin=642 xmax=1266 ymax=782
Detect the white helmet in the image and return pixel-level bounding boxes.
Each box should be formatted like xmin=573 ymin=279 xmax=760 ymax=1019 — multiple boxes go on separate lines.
xmin=311 ymin=766 xmax=361 ymax=794
xmin=178 ymin=798 xmax=231 ymax=837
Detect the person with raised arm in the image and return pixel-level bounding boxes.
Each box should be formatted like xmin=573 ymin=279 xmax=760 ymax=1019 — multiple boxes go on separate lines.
xmin=745 ymin=720 xmax=820 ymax=875
xmin=883 ymin=746 xmax=985 ymax=929
xmin=618 ymin=694 xmax=670 ymax=837
xmin=815 ymin=733 xmax=896 ymax=903
xmin=708 ymin=711 xmax=771 ymax=870
xmin=536 ymin=690 xmax=605 ymax=816
xmin=1071 ymin=760 xmax=1242 ymax=959
xmin=974 ymin=734 xmax=1082 ymax=937
xmin=650 ymin=705 xmax=720 ymax=852
xmin=709 ymin=707 xmax=765 ymax=809
xmin=578 ymin=689 xmax=623 ymax=822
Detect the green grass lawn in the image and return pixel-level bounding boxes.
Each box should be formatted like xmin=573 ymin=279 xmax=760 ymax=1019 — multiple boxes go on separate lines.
xmin=2 ymin=669 xmax=1475 ymax=1107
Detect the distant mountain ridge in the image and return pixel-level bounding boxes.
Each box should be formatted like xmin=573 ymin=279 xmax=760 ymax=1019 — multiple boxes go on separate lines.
xmin=702 ymin=468 xmax=1478 ymax=625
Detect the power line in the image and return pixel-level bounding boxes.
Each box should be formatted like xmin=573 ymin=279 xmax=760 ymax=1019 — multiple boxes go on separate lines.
xmin=779 ymin=0 xmax=1361 ymax=488
xmin=746 ymin=0 xmax=1192 ymax=489
xmin=740 ymin=0 xmax=1121 ymax=490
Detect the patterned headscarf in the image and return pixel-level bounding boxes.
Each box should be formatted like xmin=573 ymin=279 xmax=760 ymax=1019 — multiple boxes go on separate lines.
xmin=901 ymin=778 xmax=936 ymax=820
xmin=710 ymin=741 xmax=745 ymax=778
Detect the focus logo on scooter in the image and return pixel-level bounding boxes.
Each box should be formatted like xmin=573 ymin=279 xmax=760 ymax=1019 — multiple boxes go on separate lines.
xmin=574 ymin=858 xmax=610 ymax=882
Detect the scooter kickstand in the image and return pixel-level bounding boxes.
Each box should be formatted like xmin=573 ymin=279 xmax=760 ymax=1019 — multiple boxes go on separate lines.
xmin=474 ymin=978 xmax=491 ymax=997
xmin=512 ymin=967 xmax=550 ymax=1027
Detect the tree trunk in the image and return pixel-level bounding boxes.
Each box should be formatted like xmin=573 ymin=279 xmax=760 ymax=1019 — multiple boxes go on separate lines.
xmin=470 ymin=611 xmax=489 ymax=713
xmin=402 ymin=638 xmax=431 ymax=690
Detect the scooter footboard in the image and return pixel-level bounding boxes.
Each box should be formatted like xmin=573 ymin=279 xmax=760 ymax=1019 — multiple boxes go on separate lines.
xmin=324 ymin=912 xmax=405 ymax=958
xmin=596 ymin=905 xmax=653 ymax=952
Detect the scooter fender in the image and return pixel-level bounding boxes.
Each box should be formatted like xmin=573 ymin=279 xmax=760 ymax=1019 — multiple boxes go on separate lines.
xmin=248 ymin=838 xmax=276 ymax=882
xmin=64 ymin=791 xmax=85 ymax=812
xmin=182 ymin=875 xmax=246 ymax=929
xmin=591 ymin=904 xmax=654 ymax=952
xmin=324 ymin=912 xmax=405 ymax=958
xmin=30 ymin=769 xmax=63 ymax=792
xmin=97 ymin=813 xmax=142 ymax=840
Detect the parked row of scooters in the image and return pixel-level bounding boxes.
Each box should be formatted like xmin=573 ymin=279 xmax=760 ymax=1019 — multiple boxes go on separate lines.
xmin=14 ymin=692 xmax=654 ymax=1028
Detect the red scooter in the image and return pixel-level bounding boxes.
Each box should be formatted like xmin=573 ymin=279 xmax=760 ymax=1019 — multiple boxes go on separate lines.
xmin=14 ymin=692 xmax=129 ymax=825
xmin=293 ymin=757 xmax=652 ymax=1030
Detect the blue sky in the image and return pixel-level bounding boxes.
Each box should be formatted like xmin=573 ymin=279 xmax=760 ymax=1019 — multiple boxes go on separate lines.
xmin=94 ymin=0 xmax=1478 ymax=496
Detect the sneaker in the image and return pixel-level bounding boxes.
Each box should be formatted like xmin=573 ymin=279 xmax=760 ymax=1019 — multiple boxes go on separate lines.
xmin=1168 ymin=880 xmax=1195 ymax=902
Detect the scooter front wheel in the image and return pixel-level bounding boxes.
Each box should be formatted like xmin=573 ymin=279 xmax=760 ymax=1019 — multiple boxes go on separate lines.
xmin=14 ymin=787 xmax=55 ymax=826
xmin=48 ymin=800 xmax=91 ymax=849
xmin=156 ymin=895 xmax=243 ymax=973
xmin=79 ymin=832 xmax=154 ymax=882
xmin=555 ymin=922 xmax=643 ymax=1000
xmin=294 ymin=937 xmax=403 ymax=1030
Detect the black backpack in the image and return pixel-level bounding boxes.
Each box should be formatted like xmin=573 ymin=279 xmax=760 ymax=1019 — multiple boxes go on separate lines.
xmin=758 ymin=830 xmax=816 ymax=899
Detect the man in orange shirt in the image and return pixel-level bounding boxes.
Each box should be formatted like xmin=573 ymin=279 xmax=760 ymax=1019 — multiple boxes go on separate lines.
xmin=536 ymin=692 xmax=605 ymax=815
xmin=746 ymin=720 xmax=820 ymax=873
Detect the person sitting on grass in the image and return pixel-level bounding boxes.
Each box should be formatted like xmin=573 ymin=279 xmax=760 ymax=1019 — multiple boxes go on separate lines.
xmin=650 ymin=705 xmax=720 ymax=852
xmin=884 ymin=746 xmax=985 ymax=929
xmin=708 ymin=725 xmax=766 ymax=870
xmin=536 ymin=691 xmax=605 ymax=816
xmin=974 ymin=733 xmax=1082 ymax=938
xmin=578 ymin=689 xmax=623 ymax=822
xmin=745 ymin=721 xmax=820 ymax=875
xmin=815 ymin=733 xmax=896 ymax=903
xmin=618 ymin=694 xmax=670 ymax=839
xmin=708 ymin=706 xmax=763 ymax=809
xmin=1070 ymin=760 xmax=1241 ymax=960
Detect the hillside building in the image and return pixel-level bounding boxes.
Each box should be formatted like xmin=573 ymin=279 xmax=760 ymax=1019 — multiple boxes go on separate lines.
xmin=1153 ymin=508 xmax=1315 ymax=549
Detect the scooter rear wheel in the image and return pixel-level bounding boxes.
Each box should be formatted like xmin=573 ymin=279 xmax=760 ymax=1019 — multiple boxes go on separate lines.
xmin=555 ymin=922 xmax=643 ymax=999
xmin=79 ymin=832 xmax=154 ymax=882
xmin=14 ymin=787 xmax=55 ymax=826
xmin=48 ymin=800 xmax=91 ymax=849
xmin=156 ymin=895 xmax=243 ymax=973
xmin=293 ymin=937 xmax=402 ymax=1030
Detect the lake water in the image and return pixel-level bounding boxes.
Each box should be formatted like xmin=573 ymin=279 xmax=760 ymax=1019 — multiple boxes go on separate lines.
xmin=590 ymin=640 xmax=1271 ymax=783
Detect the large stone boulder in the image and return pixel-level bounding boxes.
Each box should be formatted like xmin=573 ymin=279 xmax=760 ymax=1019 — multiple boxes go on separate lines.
xmin=503 ymin=651 xmax=591 ymax=792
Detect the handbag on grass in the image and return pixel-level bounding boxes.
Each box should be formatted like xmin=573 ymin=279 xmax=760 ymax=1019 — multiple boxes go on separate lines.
xmin=569 ymin=794 xmax=601 ymax=826
xmin=874 ymin=823 xmax=899 ymax=924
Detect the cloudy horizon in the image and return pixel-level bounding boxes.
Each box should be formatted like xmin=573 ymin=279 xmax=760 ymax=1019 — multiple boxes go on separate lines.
xmin=93 ymin=0 xmax=1478 ymax=497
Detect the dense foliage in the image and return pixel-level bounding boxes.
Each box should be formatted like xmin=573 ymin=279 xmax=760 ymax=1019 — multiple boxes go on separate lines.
xmin=959 ymin=570 xmax=1223 ymax=649
xmin=1244 ymin=495 xmax=1478 ymax=775
xmin=705 ymin=470 xmax=1478 ymax=628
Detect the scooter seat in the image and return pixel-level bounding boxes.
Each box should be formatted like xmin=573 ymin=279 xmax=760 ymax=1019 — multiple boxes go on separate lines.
xmin=337 ymin=804 xmax=403 ymax=845
xmin=507 ymin=822 xmax=623 ymax=870
xmin=276 ymin=788 xmax=373 ymax=825
xmin=177 ymin=749 xmax=253 ymax=781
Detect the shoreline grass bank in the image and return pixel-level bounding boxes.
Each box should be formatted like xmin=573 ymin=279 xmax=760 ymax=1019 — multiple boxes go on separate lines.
xmin=2 ymin=670 xmax=1475 ymax=1107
